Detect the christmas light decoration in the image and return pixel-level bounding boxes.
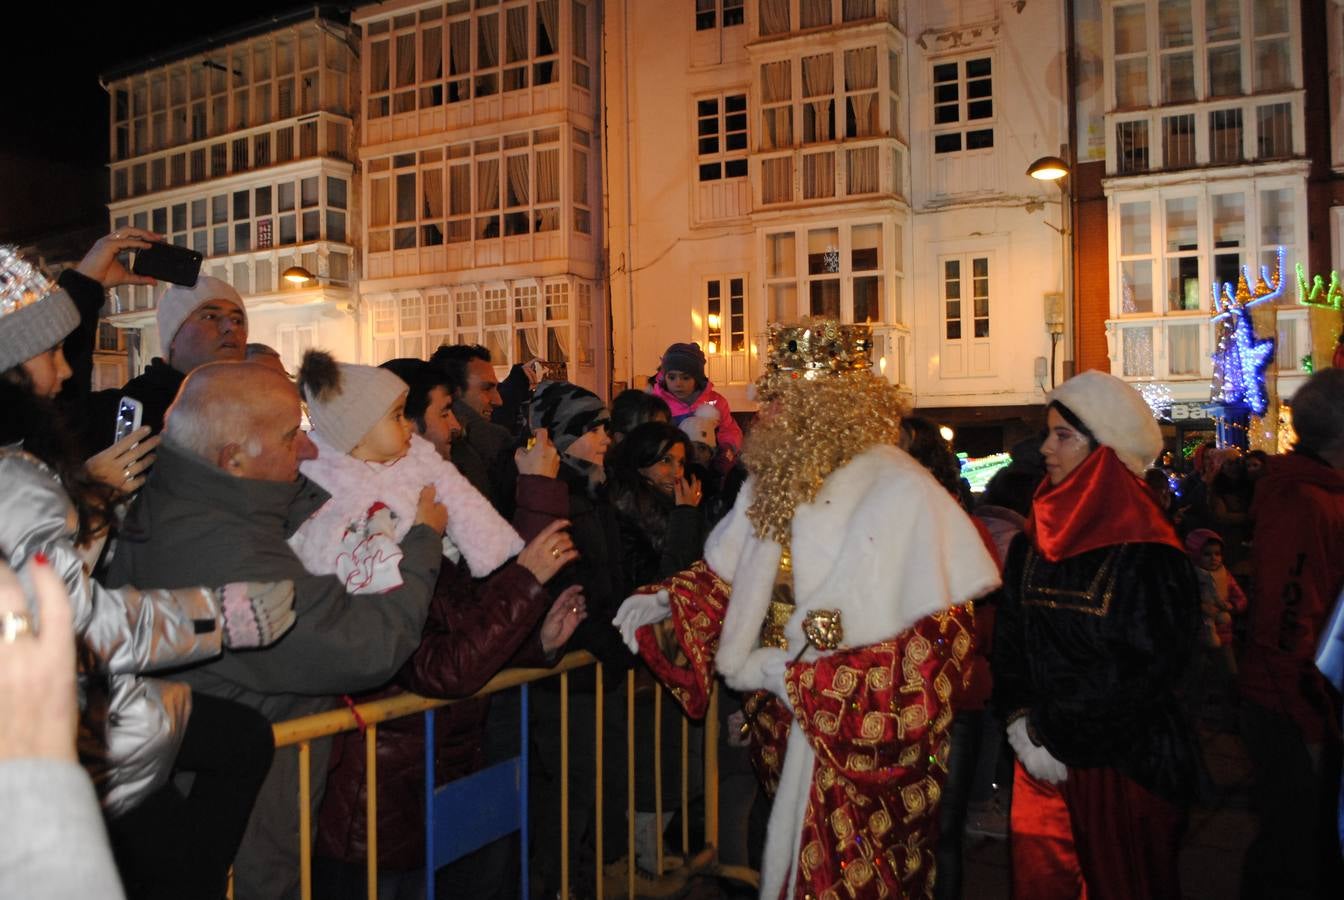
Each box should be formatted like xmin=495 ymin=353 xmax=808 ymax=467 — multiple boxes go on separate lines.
xmin=1297 ymin=263 xmax=1344 ymax=311
xmin=1210 ymin=246 xmax=1281 ymax=418
xmin=1137 ymin=381 xmax=1173 ymax=418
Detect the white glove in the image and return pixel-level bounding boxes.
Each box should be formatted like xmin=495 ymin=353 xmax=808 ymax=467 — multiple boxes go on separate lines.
xmin=612 ymin=589 xmax=671 ymax=653
xmin=724 ymin=647 xmax=792 ymax=711
xmin=1006 ymin=716 xmax=1068 ymax=785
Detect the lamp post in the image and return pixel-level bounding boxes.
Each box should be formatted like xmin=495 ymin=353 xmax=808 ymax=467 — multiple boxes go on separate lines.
xmin=1027 ymin=155 xmax=1073 ymax=388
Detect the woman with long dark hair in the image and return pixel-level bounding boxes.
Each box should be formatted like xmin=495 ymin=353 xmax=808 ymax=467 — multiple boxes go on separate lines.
xmin=991 ymin=371 xmax=1200 ymax=900
xmin=0 ymin=247 xmax=293 ymax=899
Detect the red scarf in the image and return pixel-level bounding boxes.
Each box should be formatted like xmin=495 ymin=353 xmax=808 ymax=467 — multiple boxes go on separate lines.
xmin=1024 ymin=446 xmax=1182 ymax=562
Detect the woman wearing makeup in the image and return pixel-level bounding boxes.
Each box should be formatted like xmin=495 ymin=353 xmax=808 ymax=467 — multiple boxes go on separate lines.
xmin=991 ymin=370 xmax=1201 ymax=900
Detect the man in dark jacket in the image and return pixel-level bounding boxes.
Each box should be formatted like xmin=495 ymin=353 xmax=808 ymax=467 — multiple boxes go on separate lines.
xmin=431 ymin=343 xmax=516 ymax=514
xmin=87 ymin=275 xmax=249 ymax=451
xmin=1239 ymin=368 xmax=1344 ymax=899
xmin=107 ymin=361 xmax=447 ymax=900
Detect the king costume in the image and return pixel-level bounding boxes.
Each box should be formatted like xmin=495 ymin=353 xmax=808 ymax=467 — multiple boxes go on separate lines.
xmin=613 ymin=322 xmax=1000 ymax=899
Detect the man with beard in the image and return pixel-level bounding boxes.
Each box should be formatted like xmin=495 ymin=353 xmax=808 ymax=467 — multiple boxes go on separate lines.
xmin=614 ymin=320 xmax=1000 ymax=898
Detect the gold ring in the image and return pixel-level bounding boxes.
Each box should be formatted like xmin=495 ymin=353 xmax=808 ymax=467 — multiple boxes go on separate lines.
xmin=1 ymin=611 xmax=33 ymax=643
xmin=550 ymin=547 xmax=562 ymax=559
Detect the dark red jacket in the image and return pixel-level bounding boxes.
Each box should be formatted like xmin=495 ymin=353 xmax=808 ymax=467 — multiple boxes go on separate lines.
xmin=315 ymin=553 xmax=552 ymax=868
xmin=1240 ymin=451 xmax=1344 ymax=741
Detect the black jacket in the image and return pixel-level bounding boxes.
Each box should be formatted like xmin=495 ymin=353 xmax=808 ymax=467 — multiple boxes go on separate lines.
xmin=992 ymin=537 xmax=1201 ymax=803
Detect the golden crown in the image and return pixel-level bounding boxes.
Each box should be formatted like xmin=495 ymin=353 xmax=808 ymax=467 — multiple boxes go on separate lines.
xmin=756 ymin=319 xmax=875 ymax=391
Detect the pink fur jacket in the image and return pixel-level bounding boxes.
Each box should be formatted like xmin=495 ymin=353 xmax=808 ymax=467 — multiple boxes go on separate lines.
xmin=290 ymin=432 xmax=524 ymax=593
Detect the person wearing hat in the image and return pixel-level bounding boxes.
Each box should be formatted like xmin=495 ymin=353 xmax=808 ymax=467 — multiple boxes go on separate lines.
xmin=613 ymin=320 xmax=998 ymax=899
xmin=649 ymin=340 xmax=744 ymax=466
xmin=0 ymin=247 xmax=296 ymax=900
xmin=991 ymin=370 xmax=1201 ymax=900
xmin=104 ymin=275 xmax=247 ymax=445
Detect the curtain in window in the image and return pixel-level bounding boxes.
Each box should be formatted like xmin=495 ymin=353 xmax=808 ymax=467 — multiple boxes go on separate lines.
xmin=519 ymin=327 xmax=543 ymax=360
xmin=423 ymin=27 xmax=443 ymax=80
xmin=845 ymin=48 xmax=878 ymax=137
xmin=547 ymin=325 xmax=570 ymax=362
xmin=506 ymin=7 xmax=528 ymax=63
xmin=803 ymin=152 xmax=835 ymax=198
xmin=572 ymin=149 xmax=588 ymax=205
xmin=802 ymin=54 xmax=834 ymax=142
xmin=843 ymin=0 xmax=876 ymax=20
xmin=536 ymin=149 xmax=559 ymax=202
xmin=760 ymin=61 xmax=793 ymax=150
xmin=762 ymin=157 xmax=793 ymax=203
xmin=371 ymin=176 xmax=390 ymax=226
xmin=449 ymin=22 xmax=470 ymax=75
xmin=423 ymin=168 xmax=444 ymax=218
xmin=477 ymin=159 xmax=500 ymax=211
xmin=847 ymin=146 xmax=878 ymax=193
xmin=449 ymin=163 xmax=471 ymax=215
xmin=800 ymin=0 xmax=830 ymax=29
xmin=537 ymin=0 xmax=559 ymax=55
xmin=759 ymin=0 xmax=790 ymax=34
xmin=506 ymin=155 xmax=529 ymax=207
xmin=478 ymin=13 xmax=499 ymax=67
xmin=395 ymin=34 xmax=416 ymax=87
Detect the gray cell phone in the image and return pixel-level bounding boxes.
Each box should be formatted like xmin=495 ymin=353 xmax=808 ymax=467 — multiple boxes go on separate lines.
xmin=115 ymin=397 xmax=143 ymax=443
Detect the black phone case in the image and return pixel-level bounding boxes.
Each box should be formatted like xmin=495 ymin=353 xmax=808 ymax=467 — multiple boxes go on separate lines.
xmin=132 ymin=243 xmax=203 ymax=286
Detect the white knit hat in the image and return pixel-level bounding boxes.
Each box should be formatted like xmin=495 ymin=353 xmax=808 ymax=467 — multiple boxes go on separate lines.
xmin=678 ymin=404 xmax=719 ymax=448
xmin=1048 ymin=370 xmax=1162 ymax=477
xmin=157 ymin=275 xmax=246 ymax=350
xmin=298 ymin=350 xmax=408 ymax=454
xmin=0 ymin=247 xmax=78 ymax=372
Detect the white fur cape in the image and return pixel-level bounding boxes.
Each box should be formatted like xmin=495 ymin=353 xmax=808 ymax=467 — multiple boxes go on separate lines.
xmin=289 ymin=432 xmax=523 ymax=589
xmin=703 ymin=444 xmax=1001 ymax=898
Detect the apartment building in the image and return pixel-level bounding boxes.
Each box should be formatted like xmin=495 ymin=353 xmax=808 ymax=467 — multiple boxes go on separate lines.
xmin=351 ymin=0 xmax=604 ymax=391
xmin=102 ymin=7 xmax=359 ymax=374
xmin=603 ymin=0 xmax=1069 ymax=450
xmin=1085 ymin=0 xmax=1331 ymax=444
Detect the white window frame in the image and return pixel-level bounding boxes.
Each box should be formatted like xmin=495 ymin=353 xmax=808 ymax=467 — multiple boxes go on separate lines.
xmin=696 ymin=92 xmax=749 ymax=183
xmin=761 ymin=219 xmax=896 ymax=325
xmin=930 ymin=54 xmax=994 ymax=157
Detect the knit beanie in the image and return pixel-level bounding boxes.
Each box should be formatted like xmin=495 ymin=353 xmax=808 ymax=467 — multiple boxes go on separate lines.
xmin=660 ymin=342 xmax=707 ymax=385
xmin=299 ymin=349 xmax=409 ymax=454
xmin=678 ymin=404 xmax=719 ymax=448
xmin=157 ymin=275 xmax=246 ymax=350
xmin=1048 ymin=370 xmax=1162 ymax=477
xmin=0 ymin=247 xmax=78 ymax=372
xmin=529 ymin=380 xmax=609 ymax=454
xmin=1184 ymin=528 xmax=1223 ymax=560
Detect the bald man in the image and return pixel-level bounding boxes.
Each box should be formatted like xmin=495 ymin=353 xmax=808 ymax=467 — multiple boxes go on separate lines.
xmin=107 ymin=362 xmax=447 ymax=900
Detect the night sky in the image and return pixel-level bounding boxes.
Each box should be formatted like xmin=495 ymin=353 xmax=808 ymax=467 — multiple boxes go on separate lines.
xmin=0 ymin=2 xmax=310 ymax=244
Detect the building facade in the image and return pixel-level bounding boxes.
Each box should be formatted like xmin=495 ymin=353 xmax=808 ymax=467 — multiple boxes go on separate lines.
xmin=1083 ymin=0 xmax=1335 ymax=446
xmin=602 ymin=0 xmax=1069 ymax=449
xmin=350 ymin=0 xmax=605 ymax=391
xmin=102 ymin=8 xmax=360 ymax=374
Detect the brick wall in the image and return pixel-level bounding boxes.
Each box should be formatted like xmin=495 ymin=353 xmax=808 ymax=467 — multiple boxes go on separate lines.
xmin=1074 ymin=160 xmax=1111 ymax=374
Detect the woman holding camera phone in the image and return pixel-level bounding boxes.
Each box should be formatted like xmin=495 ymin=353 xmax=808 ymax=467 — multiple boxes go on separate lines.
xmin=0 ymin=243 xmax=296 ymax=899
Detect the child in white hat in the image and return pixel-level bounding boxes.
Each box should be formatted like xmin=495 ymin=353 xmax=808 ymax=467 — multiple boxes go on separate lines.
xmin=288 ymin=350 xmax=523 ymax=593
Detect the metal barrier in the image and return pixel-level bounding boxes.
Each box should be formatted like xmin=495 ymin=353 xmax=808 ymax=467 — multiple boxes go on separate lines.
xmin=266 ymin=650 xmax=761 ymax=900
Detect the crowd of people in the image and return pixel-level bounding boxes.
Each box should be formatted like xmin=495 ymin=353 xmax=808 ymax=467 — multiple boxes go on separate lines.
xmin=0 ymin=229 xmax=1341 ymax=900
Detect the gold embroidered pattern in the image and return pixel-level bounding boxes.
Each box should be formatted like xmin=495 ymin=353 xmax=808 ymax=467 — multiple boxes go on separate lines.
xmin=1021 ymin=545 xmax=1123 ymax=615
xmin=869 ymin=807 xmax=893 ymax=837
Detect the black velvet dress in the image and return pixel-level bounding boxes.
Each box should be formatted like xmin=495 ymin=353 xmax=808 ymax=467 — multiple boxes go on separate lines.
xmin=992 ymin=537 xmax=1202 ymax=804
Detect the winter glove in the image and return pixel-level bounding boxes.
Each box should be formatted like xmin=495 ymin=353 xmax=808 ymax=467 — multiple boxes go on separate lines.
xmin=1007 ymin=715 xmax=1068 ymax=785
xmin=723 ymin=647 xmax=793 ymax=712
xmin=219 ymin=580 xmax=297 ymax=649
xmin=613 ymin=589 xmax=671 ymax=653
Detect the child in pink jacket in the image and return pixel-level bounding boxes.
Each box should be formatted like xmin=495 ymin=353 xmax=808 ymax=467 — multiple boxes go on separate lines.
xmin=648 ymin=342 xmax=743 ymax=465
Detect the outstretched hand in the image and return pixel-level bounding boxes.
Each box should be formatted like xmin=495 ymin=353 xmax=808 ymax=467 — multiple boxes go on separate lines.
xmin=85 ymin=426 xmax=159 ymax=497
xmin=516 ymin=519 xmax=578 ymax=583
xmin=76 ymin=228 xmax=160 ymax=288
xmin=515 ymin=427 xmax=560 ymax=478
xmin=540 ymin=585 xmax=587 ymax=654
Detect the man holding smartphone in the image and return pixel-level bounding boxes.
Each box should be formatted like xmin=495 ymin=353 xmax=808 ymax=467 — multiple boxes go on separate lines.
xmin=94 ymin=276 xmax=248 ymax=446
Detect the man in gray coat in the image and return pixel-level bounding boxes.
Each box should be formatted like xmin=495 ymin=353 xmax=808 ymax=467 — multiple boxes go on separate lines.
xmin=108 ymin=362 xmax=448 ymax=900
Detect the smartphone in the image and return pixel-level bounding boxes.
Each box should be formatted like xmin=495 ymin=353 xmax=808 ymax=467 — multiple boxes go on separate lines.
xmin=114 ymin=397 xmax=143 ymax=444
xmin=131 ymin=242 xmax=203 ymax=286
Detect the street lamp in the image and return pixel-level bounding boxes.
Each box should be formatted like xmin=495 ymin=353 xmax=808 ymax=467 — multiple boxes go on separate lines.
xmin=282 ymin=265 xmax=316 ymax=284
xmin=1026 ymin=155 xmax=1073 ymax=388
